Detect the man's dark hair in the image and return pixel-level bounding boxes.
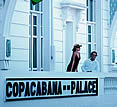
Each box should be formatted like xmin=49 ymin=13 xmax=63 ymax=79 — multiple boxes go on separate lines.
xmin=90 ymin=51 xmax=97 ymax=56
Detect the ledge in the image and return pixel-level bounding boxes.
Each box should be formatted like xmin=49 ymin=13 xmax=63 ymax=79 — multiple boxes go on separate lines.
xmin=61 ymin=0 xmax=87 ymax=10
xmin=1 ymin=71 xmax=117 ymax=78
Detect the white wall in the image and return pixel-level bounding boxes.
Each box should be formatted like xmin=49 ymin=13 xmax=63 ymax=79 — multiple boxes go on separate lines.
xmin=53 ymin=0 xmax=63 ymax=72
xmin=102 ymin=0 xmax=110 ymax=72
xmin=9 ymin=0 xmax=29 ymax=72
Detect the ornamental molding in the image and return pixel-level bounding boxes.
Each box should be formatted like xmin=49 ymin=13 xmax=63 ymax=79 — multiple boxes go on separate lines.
xmin=61 ymin=0 xmax=86 ymax=29
xmin=61 ymin=0 xmax=86 ymax=10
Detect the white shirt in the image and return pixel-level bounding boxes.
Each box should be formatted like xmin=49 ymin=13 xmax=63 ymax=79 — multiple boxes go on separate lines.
xmin=81 ymin=59 xmax=99 ymax=72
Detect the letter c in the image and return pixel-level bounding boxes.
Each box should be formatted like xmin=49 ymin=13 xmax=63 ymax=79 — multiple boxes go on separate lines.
xmin=6 ymin=82 xmax=12 ymax=97
xmin=31 ymin=82 xmax=36 ymax=96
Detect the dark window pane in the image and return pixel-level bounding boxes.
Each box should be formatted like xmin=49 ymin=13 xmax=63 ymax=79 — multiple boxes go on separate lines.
xmin=112 ymin=49 xmax=115 ymax=63
xmin=88 ymin=44 xmax=91 ymax=58
xmin=6 ymin=40 xmax=11 ymax=57
xmin=87 ymin=0 xmax=88 ymax=6
xmin=87 ymin=9 xmax=88 ymax=21
xmin=88 ymin=34 xmax=91 ymax=42
xmin=33 ymin=38 xmax=37 ymax=68
xmin=33 ymin=26 xmax=37 ymax=35
xmin=35 ymin=3 xmax=39 ymax=11
xmin=33 ymin=16 xmax=37 ymax=25
xmin=41 ymin=14 xmax=43 ymax=26
xmin=41 ymin=38 xmax=43 ymax=68
xmin=88 ymin=25 xmax=91 ymax=33
xmin=30 ymin=1 xmax=33 ymax=10
xmin=90 ymin=0 xmax=93 ymax=21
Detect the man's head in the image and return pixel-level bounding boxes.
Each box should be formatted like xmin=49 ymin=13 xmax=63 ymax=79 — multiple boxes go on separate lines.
xmin=90 ymin=51 xmax=97 ymax=61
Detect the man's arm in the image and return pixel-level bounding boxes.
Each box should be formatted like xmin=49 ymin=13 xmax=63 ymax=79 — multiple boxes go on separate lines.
xmin=93 ymin=61 xmax=99 ymax=72
xmin=95 ymin=61 xmax=99 ymax=72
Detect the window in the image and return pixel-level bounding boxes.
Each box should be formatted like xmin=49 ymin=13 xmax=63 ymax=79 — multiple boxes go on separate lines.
xmin=112 ymin=49 xmax=115 ymax=64
xmin=88 ymin=25 xmax=91 ymax=58
xmin=87 ymin=0 xmax=96 ymax=58
xmin=87 ymin=24 xmax=96 ymax=58
xmin=29 ymin=1 xmax=44 ymax=71
xmin=86 ymin=0 xmax=96 ymax=22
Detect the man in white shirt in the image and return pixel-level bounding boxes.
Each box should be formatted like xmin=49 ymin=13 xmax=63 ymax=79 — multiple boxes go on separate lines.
xmin=81 ymin=51 xmax=99 ymax=72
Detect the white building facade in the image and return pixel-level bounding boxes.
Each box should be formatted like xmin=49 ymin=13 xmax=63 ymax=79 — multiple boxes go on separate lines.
xmin=1 ymin=0 xmax=117 ymax=107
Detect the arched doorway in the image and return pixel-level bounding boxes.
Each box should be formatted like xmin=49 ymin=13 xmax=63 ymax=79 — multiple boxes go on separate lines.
xmin=109 ymin=11 xmax=117 ymax=71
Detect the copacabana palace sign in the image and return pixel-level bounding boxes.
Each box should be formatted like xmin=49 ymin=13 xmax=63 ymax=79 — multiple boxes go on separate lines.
xmin=6 ymin=78 xmax=98 ymax=101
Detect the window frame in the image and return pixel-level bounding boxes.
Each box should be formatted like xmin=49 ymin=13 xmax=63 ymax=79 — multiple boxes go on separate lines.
xmin=87 ymin=0 xmax=96 ymax=59
xmin=87 ymin=24 xmax=96 ymax=58
xmin=111 ymin=48 xmax=115 ymax=64
xmin=29 ymin=1 xmax=44 ymax=71
xmin=29 ymin=0 xmax=52 ymax=72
